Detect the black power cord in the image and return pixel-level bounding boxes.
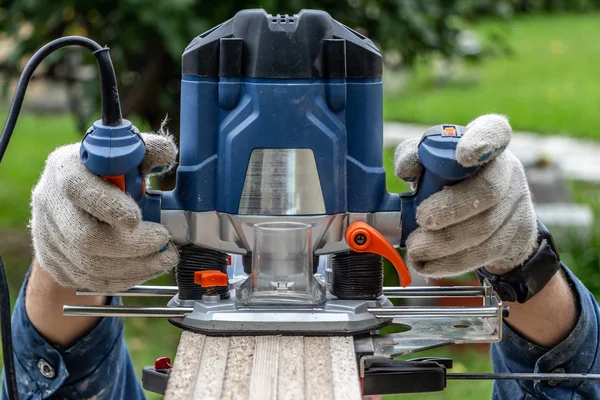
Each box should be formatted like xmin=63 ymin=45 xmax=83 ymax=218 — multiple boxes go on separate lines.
xmin=0 ymin=36 xmax=124 ymax=400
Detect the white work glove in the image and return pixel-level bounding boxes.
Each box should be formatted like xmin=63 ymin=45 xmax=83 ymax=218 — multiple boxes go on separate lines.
xmin=31 ymin=130 xmax=179 ymax=291
xmin=395 ymin=114 xmax=538 ymax=277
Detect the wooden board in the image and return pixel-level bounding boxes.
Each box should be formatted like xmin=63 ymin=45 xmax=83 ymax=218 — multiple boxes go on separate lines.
xmin=164 ymin=332 xmax=362 ymax=400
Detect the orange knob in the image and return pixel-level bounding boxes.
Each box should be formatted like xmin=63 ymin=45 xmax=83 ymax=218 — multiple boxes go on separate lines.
xmin=194 ymin=270 xmax=229 ymax=287
xmin=345 ymin=222 xmax=412 ymax=287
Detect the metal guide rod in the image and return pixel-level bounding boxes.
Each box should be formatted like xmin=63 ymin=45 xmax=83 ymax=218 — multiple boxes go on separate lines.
xmin=77 ymin=285 xmax=178 ymax=297
xmin=448 ymin=373 xmax=600 ymax=381
xmin=77 ymin=285 xmax=488 ymax=298
xmin=64 ymin=304 xmax=501 ymax=319
xmin=382 ymin=286 xmax=487 ymax=298
xmin=63 ymin=305 xmax=192 ymax=317
xmin=368 ymin=306 xmax=499 ymax=318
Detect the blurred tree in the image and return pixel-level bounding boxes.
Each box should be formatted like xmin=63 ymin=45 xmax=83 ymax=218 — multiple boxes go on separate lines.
xmin=0 ymin=0 xmax=510 ymax=133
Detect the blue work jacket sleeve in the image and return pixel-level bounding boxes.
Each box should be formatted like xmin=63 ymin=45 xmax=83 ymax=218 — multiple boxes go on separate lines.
xmin=2 ymin=270 xmax=145 ymax=400
xmin=491 ymin=264 xmax=600 ymax=399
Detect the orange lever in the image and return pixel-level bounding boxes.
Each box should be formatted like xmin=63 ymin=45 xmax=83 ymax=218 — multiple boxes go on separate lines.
xmin=194 ymin=270 xmax=229 ymax=287
xmin=345 ymin=222 xmax=412 ymax=287
xmin=101 ymin=175 xmax=146 ymax=195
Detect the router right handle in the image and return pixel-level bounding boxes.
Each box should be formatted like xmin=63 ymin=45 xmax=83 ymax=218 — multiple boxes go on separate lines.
xmin=400 ymin=124 xmax=481 ymax=247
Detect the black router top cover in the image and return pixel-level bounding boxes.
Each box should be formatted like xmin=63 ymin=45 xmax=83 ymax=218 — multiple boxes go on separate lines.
xmin=182 ymin=9 xmax=382 ymax=79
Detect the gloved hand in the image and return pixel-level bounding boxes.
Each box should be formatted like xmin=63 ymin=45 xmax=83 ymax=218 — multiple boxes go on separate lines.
xmin=31 ymin=130 xmax=179 ymax=291
xmin=395 ymin=114 xmax=538 ymax=277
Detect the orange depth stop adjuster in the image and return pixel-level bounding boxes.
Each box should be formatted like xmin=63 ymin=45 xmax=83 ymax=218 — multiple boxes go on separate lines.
xmin=345 ymin=222 xmax=412 ymax=287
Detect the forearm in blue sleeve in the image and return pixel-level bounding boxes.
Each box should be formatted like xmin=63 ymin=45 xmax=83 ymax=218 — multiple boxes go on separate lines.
xmin=2 ymin=270 xmax=146 ymax=400
xmin=491 ymin=264 xmax=600 ymax=399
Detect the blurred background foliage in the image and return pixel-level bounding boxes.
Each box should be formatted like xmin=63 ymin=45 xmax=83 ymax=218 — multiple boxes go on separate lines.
xmin=0 ymin=0 xmax=516 ymax=132
xmin=1 ymin=0 xmax=599 ymax=132
xmin=0 ymin=2 xmax=600 ymax=399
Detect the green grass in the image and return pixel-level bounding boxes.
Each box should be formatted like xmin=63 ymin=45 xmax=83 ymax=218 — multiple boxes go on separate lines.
xmin=0 ymin=114 xmax=81 ymax=227
xmin=384 ymin=147 xmax=409 ymax=194
xmin=384 ymin=13 xmax=600 ymax=140
xmin=557 ymin=180 xmax=600 ymax=298
xmin=0 ymin=113 xmax=84 ymax=311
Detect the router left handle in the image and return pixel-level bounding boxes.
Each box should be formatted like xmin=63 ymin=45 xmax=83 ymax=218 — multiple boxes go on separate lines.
xmin=80 ymin=119 xmax=162 ymax=222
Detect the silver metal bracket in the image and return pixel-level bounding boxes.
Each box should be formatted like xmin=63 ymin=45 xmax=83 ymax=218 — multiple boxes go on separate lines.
xmin=355 ymin=280 xmax=504 ymax=377
xmin=67 ymin=281 xmax=504 ymax=348
xmin=167 ymin=292 xmax=393 ymax=335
